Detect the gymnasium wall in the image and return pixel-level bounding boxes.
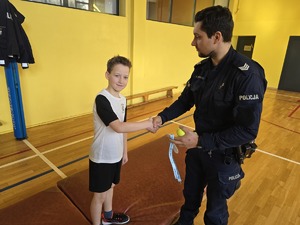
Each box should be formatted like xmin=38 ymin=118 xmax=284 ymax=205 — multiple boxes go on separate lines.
xmin=232 ymin=0 xmax=300 ymax=88
xmin=1 ymin=0 xmax=299 ymax=134
xmin=130 ymin=1 xmax=198 ymax=95
xmin=0 ymin=0 xmax=197 ymax=134
xmin=0 ymin=0 xmax=130 ymax=134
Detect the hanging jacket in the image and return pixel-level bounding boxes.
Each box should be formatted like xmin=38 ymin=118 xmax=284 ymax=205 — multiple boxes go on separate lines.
xmin=0 ymin=0 xmax=34 ymax=68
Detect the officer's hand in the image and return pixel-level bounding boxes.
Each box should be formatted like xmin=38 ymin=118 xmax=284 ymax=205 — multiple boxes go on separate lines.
xmin=171 ymin=126 xmax=198 ymax=149
xmin=150 ymin=116 xmax=162 ymax=133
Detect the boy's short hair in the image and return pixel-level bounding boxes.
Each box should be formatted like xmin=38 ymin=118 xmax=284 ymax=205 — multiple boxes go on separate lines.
xmin=107 ymin=55 xmax=132 ymax=73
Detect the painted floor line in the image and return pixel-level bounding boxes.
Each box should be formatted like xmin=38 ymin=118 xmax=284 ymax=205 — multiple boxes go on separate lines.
xmin=288 ymin=103 xmax=300 ymax=118
xmin=0 ymin=137 xmax=93 ymax=169
xmin=171 ymin=121 xmax=300 ymax=166
xmin=0 ymin=129 xmax=150 ymax=170
xmin=43 ymin=136 xmax=93 ymax=154
xmin=256 ymin=148 xmax=300 ymax=166
xmin=261 ymin=119 xmax=300 ymax=134
xmin=0 ymin=131 xmax=151 ymax=192
xmin=0 ymin=155 xmax=38 ymax=169
xmin=171 ymin=120 xmax=194 ymax=130
xmin=0 ymin=149 xmax=31 ymax=160
xmin=2 ymin=116 xmax=298 ymax=171
xmin=0 ymin=169 xmax=54 ymax=192
xmin=2 ymin=113 xmax=298 ymax=182
xmin=1 ymin=114 xmax=299 ymax=193
xmin=23 ymin=139 xmax=67 ymax=179
xmin=267 ymin=92 xmax=300 ymax=99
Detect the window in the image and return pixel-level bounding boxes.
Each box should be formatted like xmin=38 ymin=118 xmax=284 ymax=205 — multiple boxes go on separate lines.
xmin=171 ymin=0 xmax=195 ymax=26
xmin=27 ymin=0 xmax=123 ymax=16
xmin=147 ymin=0 xmax=170 ymax=23
xmin=147 ymin=0 xmax=229 ymax=26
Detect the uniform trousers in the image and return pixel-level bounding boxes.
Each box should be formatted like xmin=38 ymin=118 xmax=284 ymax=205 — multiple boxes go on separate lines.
xmin=178 ymin=147 xmax=244 ymax=225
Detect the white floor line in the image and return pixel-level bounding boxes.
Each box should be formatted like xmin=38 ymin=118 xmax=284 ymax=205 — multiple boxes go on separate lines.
xmin=171 ymin=120 xmax=194 ymax=130
xmin=0 ymin=155 xmax=38 ymax=169
xmin=0 ymin=136 xmax=93 ymax=169
xmin=2 ymin=120 xmax=298 ymax=173
xmin=267 ymin=92 xmax=300 ymax=99
xmin=171 ymin=121 xmax=300 ymax=166
xmin=43 ymin=136 xmax=93 ymax=154
xmin=23 ymin=139 xmax=67 ymax=179
xmin=256 ymin=148 xmax=300 ymax=165
xmin=1 ymin=118 xmax=155 ymax=170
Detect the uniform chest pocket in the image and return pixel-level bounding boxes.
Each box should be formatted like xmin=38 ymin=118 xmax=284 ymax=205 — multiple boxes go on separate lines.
xmin=213 ymin=90 xmax=234 ymax=113
xmin=213 ymin=90 xmax=234 ymax=118
xmin=214 ymin=90 xmax=234 ymax=102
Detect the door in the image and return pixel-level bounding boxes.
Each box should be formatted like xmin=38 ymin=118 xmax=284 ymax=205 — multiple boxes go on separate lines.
xmin=278 ymin=36 xmax=300 ymax=92
xmin=236 ymin=36 xmax=256 ymax=59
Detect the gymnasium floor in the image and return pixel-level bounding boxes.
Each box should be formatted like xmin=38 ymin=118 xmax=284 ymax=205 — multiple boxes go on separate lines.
xmin=0 ymin=88 xmax=299 ymax=225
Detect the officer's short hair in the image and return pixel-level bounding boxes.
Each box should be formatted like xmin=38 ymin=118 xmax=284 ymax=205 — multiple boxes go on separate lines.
xmin=194 ymin=5 xmax=234 ymax=42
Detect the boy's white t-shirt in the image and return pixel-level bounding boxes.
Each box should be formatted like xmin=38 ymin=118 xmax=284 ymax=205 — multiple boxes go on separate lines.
xmin=89 ymin=89 xmax=126 ymax=163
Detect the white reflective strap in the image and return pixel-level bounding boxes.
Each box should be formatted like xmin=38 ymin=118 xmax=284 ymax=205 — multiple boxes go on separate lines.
xmin=169 ymin=134 xmax=182 ymax=183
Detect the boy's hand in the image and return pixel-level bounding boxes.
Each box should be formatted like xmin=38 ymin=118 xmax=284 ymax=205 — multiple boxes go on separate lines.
xmin=146 ymin=117 xmax=157 ymax=133
xmin=122 ymin=153 xmax=128 ymax=165
xmin=147 ymin=116 xmax=162 ymax=133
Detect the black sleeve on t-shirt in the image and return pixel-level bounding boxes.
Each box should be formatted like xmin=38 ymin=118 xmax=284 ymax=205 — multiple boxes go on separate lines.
xmin=124 ymin=107 xmax=127 ymax=122
xmin=95 ymin=95 xmax=119 ymax=126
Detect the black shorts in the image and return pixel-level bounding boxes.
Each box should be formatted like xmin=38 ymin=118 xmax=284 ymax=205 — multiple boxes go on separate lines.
xmin=89 ymin=159 xmax=122 ymax=193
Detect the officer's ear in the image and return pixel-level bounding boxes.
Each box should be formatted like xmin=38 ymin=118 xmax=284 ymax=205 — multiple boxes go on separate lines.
xmin=213 ymin=31 xmax=222 ymax=43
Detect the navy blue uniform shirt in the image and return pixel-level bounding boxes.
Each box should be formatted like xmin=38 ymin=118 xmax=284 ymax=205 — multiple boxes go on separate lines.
xmin=158 ymin=47 xmax=267 ymax=151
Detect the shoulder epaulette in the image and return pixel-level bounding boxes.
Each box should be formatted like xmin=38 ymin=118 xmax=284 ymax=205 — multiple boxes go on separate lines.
xmin=233 ymin=53 xmax=256 ymax=76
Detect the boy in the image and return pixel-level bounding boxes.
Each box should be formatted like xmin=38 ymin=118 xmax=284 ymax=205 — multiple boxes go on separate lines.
xmin=89 ymin=55 xmax=153 ymax=225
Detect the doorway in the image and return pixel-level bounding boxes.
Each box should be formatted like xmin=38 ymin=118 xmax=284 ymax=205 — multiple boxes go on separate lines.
xmin=278 ymin=36 xmax=300 ymax=92
xmin=236 ymin=36 xmax=256 ymax=59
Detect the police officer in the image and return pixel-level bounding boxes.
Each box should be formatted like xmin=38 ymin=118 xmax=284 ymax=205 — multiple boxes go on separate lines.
xmin=152 ymin=5 xmax=267 ymax=225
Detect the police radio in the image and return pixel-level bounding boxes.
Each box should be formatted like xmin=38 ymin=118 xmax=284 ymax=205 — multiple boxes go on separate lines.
xmin=235 ymin=141 xmax=257 ymax=164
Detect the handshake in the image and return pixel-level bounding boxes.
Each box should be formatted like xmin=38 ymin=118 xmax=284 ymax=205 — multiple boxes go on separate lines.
xmin=144 ymin=117 xmax=199 ymax=150
xmin=146 ymin=116 xmax=162 ymax=133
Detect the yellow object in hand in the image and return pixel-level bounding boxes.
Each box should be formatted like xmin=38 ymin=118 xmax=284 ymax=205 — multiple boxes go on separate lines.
xmin=177 ymin=128 xmax=185 ymax=137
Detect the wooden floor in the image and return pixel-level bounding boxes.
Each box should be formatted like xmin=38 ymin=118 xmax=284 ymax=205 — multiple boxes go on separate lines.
xmin=0 ymin=89 xmax=299 ymax=225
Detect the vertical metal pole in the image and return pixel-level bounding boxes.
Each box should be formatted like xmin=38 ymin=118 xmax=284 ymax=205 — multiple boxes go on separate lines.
xmin=4 ymin=61 xmax=27 ymax=140
xmin=168 ymin=0 xmax=173 ymax=23
xmin=192 ymin=0 xmax=196 ymax=26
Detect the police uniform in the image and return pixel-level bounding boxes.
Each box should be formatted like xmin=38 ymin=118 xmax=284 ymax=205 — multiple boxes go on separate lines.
xmin=158 ymin=47 xmax=267 ymax=225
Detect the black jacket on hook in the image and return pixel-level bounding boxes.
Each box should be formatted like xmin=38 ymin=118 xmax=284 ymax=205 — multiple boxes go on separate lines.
xmin=0 ymin=0 xmax=35 ymax=69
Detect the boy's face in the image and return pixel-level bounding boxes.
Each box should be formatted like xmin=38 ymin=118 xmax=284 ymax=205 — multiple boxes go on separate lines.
xmin=105 ymin=64 xmax=130 ymax=93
